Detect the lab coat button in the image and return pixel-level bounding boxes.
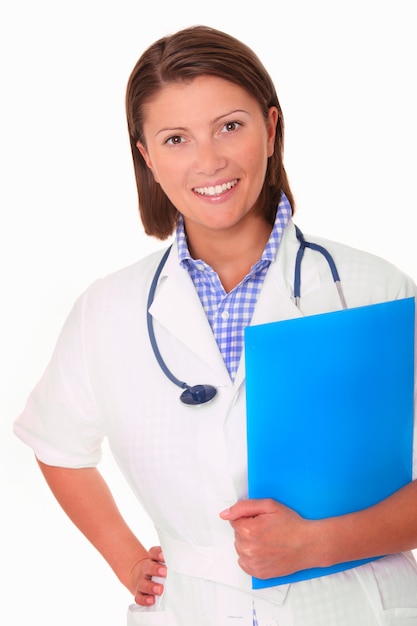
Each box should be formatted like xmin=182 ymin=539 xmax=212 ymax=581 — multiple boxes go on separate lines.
xmin=263 ymin=620 xmax=278 ymax=626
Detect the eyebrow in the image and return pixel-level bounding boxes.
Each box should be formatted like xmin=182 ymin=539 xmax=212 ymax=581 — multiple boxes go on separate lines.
xmin=212 ymin=109 xmax=250 ymax=123
xmin=154 ymin=126 xmax=187 ymax=138
xmin=154 ymin=109 xmax=250 ymax=138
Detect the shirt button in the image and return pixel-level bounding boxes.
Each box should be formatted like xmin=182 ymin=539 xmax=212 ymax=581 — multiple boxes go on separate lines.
xmin=196 ymin=263 xmax=205 ymax=271
xmin=221 ymin=310 xmax=230 ymax=320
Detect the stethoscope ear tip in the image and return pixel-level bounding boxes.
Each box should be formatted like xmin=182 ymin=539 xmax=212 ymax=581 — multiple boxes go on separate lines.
xmin=180 ymin=384 xmax=217 ymax=406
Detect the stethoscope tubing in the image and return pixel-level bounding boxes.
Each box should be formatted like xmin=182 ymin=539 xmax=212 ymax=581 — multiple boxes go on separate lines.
xmin=146 ymin=245 xmax=217 ymax=405
xmin=294 ymin=225 xmax=347 ymax=309
xmin=146 ymin=245 xmax=185 ymax=388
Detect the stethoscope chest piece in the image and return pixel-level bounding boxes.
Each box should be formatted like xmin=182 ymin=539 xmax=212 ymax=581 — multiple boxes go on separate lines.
xmin=180 ymin=384 xmax=217 ymax=406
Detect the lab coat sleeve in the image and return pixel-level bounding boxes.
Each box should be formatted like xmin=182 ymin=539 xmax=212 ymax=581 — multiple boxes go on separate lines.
xmin=13 ymin=287 xmax=105 ymax=468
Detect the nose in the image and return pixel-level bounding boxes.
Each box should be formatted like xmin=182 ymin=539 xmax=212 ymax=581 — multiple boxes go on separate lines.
xmin=195 ymin=140 xmax=226 ymax=176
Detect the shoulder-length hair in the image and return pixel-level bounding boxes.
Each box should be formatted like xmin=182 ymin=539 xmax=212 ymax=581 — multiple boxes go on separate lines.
xmin=126 ymin=25 xmax=295 ymax=240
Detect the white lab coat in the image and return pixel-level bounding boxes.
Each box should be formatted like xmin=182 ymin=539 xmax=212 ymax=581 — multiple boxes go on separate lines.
xmin=14 ymin=221 xmax=417 ymax=625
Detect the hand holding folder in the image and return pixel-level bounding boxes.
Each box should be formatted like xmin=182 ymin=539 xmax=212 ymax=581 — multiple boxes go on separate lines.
xmin=244 ymin=298 xmax=415 ymax=588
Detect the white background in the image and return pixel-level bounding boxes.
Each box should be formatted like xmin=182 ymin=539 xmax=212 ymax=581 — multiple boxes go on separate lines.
xmin=1 ymin=1 xmax=416 ymax=624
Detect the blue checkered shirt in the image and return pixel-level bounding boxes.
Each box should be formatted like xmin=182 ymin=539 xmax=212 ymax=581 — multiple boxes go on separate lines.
xmin=176 ymin=193 xmax=291 ymax=381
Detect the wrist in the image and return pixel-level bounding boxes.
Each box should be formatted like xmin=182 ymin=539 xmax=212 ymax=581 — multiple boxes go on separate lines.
xmin=307 ymin=517 xmax=340 ymax=569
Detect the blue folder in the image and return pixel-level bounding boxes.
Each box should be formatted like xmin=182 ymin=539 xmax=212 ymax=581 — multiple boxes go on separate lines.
xmin=245 ymin=297 xmax=415 ymax=588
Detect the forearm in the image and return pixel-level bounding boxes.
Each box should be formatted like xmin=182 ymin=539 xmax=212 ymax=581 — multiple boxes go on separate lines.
xmin=37 ymin=457 xmax=148 ymax=594
xmin=318 ymin=479 xmax=417 ymax=567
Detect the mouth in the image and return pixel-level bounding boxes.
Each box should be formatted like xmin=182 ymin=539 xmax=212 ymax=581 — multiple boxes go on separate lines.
xmin=193 ymin=179 xmax=238 ymax=197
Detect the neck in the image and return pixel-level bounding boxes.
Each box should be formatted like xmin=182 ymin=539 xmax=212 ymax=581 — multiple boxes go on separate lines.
xmin=185 ymin=217 xmax=272 ymax=293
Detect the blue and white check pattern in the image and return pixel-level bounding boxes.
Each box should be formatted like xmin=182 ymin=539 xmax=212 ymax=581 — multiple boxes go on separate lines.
xmin=177 ymin=193 xmax=291 ymax=380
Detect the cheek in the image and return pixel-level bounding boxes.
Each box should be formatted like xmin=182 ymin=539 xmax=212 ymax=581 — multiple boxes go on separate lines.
xmin=245 ymin=142 xmax=269 ymax=180
xmin=150 ymin=162 xmax=188 ymax=205
xmin=152 ymin=162 xmax=178 ymax=192
xmin=155 ymin=153 xmax=192 ymax=191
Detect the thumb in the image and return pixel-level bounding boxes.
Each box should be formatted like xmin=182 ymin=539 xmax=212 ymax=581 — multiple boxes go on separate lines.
xmin=219 ymin=498 xmax=274 ymax=521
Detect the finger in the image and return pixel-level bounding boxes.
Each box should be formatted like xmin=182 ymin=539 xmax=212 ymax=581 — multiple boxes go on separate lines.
xmin=133 ymin=569 xmax=164 ymax=606
xmin=236 ymin=555 xmax=253 ymax=576
xmin=134 ymin=568 xmax=165 ymax=606
xmin=141 ymin=556 xmax=167 ymax=580
xmin=148 ymin=545 xmax=165 ymax=563
xmin=220 ymin=498 xmax=276 ymax=521
xmin=134 ymin=586 xmax=161 ymax=606
xmin=136 ymin=575 xmax=164 ymax=596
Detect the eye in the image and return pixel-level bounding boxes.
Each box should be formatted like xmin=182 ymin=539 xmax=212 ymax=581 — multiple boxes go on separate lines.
xmin=165 ymin=135 xmax=184 ymax=145
xmin=221 ymin=121 xmax=242 ymax=133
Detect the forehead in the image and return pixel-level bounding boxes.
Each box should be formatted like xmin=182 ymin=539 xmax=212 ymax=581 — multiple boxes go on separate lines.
xmin=142 ymin=75 xmax=262 ymax=125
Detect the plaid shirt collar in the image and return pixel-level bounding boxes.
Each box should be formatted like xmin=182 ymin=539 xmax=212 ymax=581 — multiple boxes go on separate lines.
xmin=176 ymin=192 xmax=292 ymax=269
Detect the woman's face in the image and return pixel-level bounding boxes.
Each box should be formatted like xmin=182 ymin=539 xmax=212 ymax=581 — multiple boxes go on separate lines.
xmin=137 ymin=75 xmax=278 ymax=241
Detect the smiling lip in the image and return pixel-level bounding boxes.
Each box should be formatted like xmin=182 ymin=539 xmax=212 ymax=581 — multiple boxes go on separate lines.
xmin=193 ymin=179 xmax=238 ymax=197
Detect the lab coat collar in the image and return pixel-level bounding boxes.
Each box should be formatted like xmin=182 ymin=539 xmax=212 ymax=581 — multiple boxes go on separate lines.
xmin=248 ymin=219 xmax=343 ymax=325
xmin=148 ymin=243 xmax=232 ymax=386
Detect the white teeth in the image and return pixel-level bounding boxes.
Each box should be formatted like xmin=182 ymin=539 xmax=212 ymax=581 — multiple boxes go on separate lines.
xmin=194 ymin=179 xmax=238 ymax=196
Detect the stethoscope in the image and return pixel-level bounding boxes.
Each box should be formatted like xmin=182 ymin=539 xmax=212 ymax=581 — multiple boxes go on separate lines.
xmin=147 ymin=225 xmax=347 ymax=406
xmin=294 ymin=225 xmax=347 ymax=310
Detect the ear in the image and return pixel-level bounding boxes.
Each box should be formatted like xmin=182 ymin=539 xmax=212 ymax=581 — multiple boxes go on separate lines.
xmin=266 ymin=107 xmax=279 ymax=157
xmin=136 ymin=141 xmax=159 ymax=182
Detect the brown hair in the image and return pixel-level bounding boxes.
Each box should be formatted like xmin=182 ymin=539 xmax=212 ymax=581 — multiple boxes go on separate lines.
xmin=126 ymin=25 xmax=295 ymax=240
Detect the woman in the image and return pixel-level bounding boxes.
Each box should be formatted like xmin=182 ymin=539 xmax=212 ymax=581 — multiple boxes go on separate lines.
xmin=14 ymin=25 xmax=417 ymax=625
